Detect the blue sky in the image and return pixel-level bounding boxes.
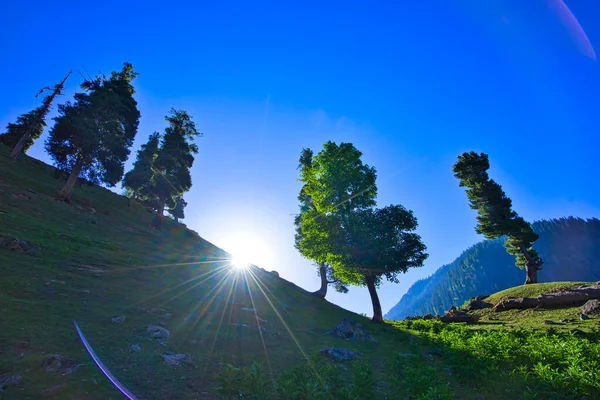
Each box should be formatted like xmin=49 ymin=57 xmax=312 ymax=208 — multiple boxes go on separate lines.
xmin=2 ymin=0 xmax=599 ymax=316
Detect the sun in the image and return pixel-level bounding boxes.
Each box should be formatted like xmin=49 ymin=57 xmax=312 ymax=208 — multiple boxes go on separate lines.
xmin=222 ymin=232 xmax=274 ymax=271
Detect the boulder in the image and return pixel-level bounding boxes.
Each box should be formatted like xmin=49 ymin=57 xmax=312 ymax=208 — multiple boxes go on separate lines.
xmin=581 ymin=299 xmax=600 ymax=316
xmin=0 ymin=375 xmax=23 ymax=392
xmin=326 ymin=318 xmax=376 ymax=342
xmin=130 ymin=344 xmax=142 ymax=352
xmin=318 ymin=347 xmax=358 ymax=361
xmin=147 ymin=325 xmax=170 ymax=339
xmin=111 ymin=315 xmax=126 ymax=323
xmin=161 ymin=352 xmax=191 ymax=366
xmin=41 ymin=355 xmax=65 ymax=372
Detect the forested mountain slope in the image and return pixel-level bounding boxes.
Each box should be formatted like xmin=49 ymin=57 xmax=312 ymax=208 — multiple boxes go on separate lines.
xmin=385 ymin=217 xmax=600 ymax=320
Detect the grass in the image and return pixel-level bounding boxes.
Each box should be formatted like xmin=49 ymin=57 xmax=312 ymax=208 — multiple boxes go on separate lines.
xmin=1 ymin=144 xmax=600 ymax=399
xmin=484 ymin=282 xmax=593 ymax=305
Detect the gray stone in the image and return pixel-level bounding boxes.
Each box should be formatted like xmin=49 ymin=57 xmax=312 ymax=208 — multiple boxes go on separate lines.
xmin=147 ymin=325 xmax=170 ymax=339
xmin=160 ymin=313 xmax=173 ymax=320
xmin=581 ymin=299 xmax=600 ymax=316
xmin=463 ymin=296 xmax=492 ymax=311
xmin=112 ymin=315 xmax=126 ymax=323
xmin=326 ymin=318 xmax=376 ymax=342
xmin=161 ymin=352 xmax=191 ymax=366
xmin=0 ymin=375 xmax=23 ymax=392
xmin=130 ymin=344 xmax=142 ymax=352
xmin=318 ymin=346 xmax=358 ymax=361
xmin=42 ymin=354 xmax=65 ymax=372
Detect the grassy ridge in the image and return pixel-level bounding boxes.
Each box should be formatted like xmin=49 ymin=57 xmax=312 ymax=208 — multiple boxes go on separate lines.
xmin=1 ymin=144 xmax=600 ymax=399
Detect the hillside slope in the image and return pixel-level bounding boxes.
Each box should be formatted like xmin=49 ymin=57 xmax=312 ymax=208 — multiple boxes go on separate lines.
xmin=385 ymin=217 xmax=600 ymax=320
xmin=2 ymin=146 xmax=600 ymax=399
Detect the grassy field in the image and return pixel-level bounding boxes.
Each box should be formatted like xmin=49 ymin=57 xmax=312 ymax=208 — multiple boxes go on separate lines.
xmin=1 ymin=144 xmax=599 ymax=399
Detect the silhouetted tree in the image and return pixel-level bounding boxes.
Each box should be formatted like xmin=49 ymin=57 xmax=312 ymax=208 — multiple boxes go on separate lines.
xmin=167 ymin=196 xmax=187 ymax=222
xmin=45 ymin=63 xmax=140 ymax=202
xmin=145 ymin=109 xmax=201 ymax=230
xmin=297 ymin=141 xmax=427 ymax=323
xmin=1 ymin=71 xmax=71 ymax=160
xmin=122 ymin=132 xmax=160 ymax=206
xmin=453 ymin=151 xmax=543 ymax=283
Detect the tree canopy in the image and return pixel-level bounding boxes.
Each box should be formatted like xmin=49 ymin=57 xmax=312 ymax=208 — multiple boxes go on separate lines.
xmin=45 ymin=63 xmax=140 ymax=202
xmin=294 ymin=147 xmax=348 ymax=298
xmin=296 ymin=141 xmax=427 ymax=323
xmin=142 ymin=109 xmax=201 ymax=229
xmin=1 ymin=71 xmax=71 ymax=159
xmin=122 ymin=132 xmax=160 ymax=205
xmin=453 ymin=151 xmax=543 ymax=283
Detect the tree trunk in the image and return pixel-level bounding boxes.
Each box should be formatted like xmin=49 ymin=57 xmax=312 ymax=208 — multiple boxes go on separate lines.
xmin=525 ymin=264 xmax=538 ymax=284
xmin=365 ymin=275 xmax=384 ymax=324
xmin=520 ymin=245 xmax=541 ymax=284
xmin=128 ymin=190 xmax=137 ymax=207
xmin=153 ymin=196 xmax=166 ymax=230
xmin=313 ymin=263 xmax=328 ymax=298
xmin=9 ymin=130 xmax=34 ymax=160
xmin=56 ymin=156 xmax=84 ymax=203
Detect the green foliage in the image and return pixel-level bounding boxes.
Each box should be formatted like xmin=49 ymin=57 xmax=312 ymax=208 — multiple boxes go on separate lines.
xmin=385 ymin=218 xmax=600 ymax=320
xmin=45 ymin=63 xmax=140 ymax=187
xmin=401 ymin=319 xmax=600 ymax=398
xmin=295 ymin=141 xmax=427 ymax=320
xmin=453 ymin=151 xmax=543 ymax=279
xmin=0 ymin=110 xmax=45 ymax=152
xmin=142 ymin=109 xmax=201 ymax=216
xmin=294 ymin=147 xmax=348 ymax=294
xmin=218 ymin=357 xmax=375 ymax=400
xmin=1 ymin=72 xmax=70 ymax=156
xmin=122 ymin=132 xmax=160 ymax=197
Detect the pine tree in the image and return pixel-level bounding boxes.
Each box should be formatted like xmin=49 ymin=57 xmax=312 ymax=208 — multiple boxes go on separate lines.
xmin=122 ymin=132 xmax=160 ymax=206
xmin=453 ymin=151 xmax=543 ymax=283
xmin=45 ymin=63 xmax=140 ymax=202
xmin=145 ymin=109 xmax=201 ymax=229
xmin=1 ymin=71 xmax=71 ymax=160
xmin=296 ymin=141 xmax=428 ymax=323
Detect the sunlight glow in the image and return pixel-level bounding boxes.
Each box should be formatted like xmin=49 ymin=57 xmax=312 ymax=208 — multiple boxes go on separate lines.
xmin=222 ymin=232 xmax=274 ymax=270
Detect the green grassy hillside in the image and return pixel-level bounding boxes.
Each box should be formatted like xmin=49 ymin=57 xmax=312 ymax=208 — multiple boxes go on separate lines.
xmin=1 ymin=145 xmax=600 ymax=399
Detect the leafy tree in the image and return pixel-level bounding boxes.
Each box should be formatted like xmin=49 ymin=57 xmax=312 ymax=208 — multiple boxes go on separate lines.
xmin=145 ymin=109 xmax=201 ymax=229
xmin=294 ymin=147 xmax=348 ymax=298
xmin=296 ymin=141 xmax=428 ymax=323
xmin=45 ymin=63 xmax=140 ymax=202
xmin=1 ymin=71 xmax=71 ymax=160
xmin=167 ymin=196 xmax=187 ymax=222
xmin=122 ymin=132 xmax=160 ymax=206
xmin=453 ymin=151 xmax=543 ymax=283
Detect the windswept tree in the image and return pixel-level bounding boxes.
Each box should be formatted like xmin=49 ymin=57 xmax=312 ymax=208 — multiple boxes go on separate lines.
xmin=167 ymin=196 xmax=187 ymax=223
xmin=296 ymin=141 xmax=428 ymax=323
xmin=453 ymin=151 xmax=543 ymax=283
xmin=145 ymin=109 xmax=201 ymax=229
xmin=45 ymin=63 xmax=140 ymax=202
xmin=1 ymin=71 xmax=71 ymax=160
xmin=122 ymin=132 xmax=160 ymax=206
xmin=294 ymin=148 xmax=348 ymax=298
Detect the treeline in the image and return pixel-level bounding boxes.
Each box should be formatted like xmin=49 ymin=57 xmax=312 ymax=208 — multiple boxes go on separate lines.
xmin=385 ymin=217 xmax=600 ymax=320
xmin=0 ymin=63 xmax=201 ymax=229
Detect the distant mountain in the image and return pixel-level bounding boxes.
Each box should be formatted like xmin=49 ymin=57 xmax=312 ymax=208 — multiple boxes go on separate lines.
xmin=385 ymin=217 xmax=600 ymax=320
